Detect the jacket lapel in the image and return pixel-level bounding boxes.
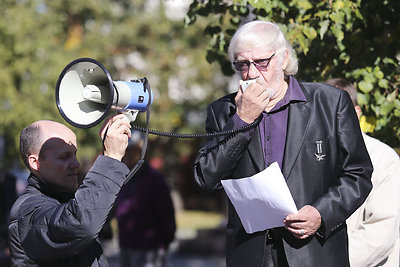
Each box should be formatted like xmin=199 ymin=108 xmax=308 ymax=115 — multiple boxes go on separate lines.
xmin=248 ymin=125 xmax=265 ymax=172
xmin=282 ymin=95 xmax=311 ymax=180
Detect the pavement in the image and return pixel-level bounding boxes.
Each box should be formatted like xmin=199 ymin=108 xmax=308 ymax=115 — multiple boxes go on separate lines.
xmin=103 ymin=227 xmax=226 ymax=267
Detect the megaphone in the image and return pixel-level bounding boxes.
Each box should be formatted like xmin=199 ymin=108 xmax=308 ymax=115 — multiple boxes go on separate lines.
xmin=55 ymin=57 xmax=152 ymax=128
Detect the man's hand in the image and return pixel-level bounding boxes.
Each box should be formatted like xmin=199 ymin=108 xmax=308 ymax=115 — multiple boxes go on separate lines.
xmin=284 ymin=205 xmax=322 ymax=239
xmin=235 ymin=82 xmax=270 ymax=123
xmin=100 ymin=114 xmax=131 ymax=161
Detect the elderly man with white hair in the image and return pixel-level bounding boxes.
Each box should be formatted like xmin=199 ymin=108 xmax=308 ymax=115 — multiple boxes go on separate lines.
xmin=194 ymin=20 xmax=373 ymax=267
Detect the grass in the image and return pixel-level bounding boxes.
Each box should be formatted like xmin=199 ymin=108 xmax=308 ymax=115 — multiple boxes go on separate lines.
xmin=175 ymin=210 xmax=225 ymax=230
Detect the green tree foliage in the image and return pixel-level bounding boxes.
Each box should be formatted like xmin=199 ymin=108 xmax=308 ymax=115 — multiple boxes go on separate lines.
xmin=185 ymin=0 xmax=400 ymax=147
xmin=0 ymin=0 xmax=229 ymax=183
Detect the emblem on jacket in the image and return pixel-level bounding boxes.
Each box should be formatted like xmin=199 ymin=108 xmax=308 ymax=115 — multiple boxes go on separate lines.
xmin=314 ymin=140 xmax=326 ymax=161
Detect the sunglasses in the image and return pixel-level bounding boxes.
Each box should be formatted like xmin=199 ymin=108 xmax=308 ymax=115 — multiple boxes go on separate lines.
xmin=233 ymin=53 xmax=275 ymax=72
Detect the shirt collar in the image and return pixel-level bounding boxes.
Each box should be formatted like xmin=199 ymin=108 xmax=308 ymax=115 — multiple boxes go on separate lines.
xmin=270 ymin=75 xmax=306 ymax=112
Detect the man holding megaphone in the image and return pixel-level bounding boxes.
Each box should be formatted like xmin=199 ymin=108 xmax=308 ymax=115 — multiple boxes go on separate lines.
xmin=8 ymin=114 xmax=131 ymax=266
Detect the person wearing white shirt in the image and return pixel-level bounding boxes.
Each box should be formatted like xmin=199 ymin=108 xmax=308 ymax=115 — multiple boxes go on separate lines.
xmin=326 ymin=78 xmax=400 ymax=267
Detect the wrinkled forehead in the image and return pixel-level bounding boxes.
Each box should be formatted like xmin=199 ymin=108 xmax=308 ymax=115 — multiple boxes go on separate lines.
xmin=234 ymin=43 xmax=273 ymax=59
xmin=233 ymin=32 xmax=277 ymax=59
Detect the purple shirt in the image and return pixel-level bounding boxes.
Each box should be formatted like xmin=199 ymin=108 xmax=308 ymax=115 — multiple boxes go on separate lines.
xmin=233 ymin=76 xmax=306 ymax=169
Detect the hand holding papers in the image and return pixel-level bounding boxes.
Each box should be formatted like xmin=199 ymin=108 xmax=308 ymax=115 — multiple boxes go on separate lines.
xmin=221 ymin=162 xmax=298 ymax=234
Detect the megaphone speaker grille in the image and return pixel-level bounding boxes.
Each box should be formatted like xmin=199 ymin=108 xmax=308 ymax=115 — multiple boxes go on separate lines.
xmin=55 ymin=58 xmax=114 ymax=128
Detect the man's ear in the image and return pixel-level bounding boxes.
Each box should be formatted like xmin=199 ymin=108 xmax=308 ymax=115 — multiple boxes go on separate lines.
xmin=355 ymin=105 xmax=362 ymax=120
xmin=28 ymin=154 xmax=40 ymax=171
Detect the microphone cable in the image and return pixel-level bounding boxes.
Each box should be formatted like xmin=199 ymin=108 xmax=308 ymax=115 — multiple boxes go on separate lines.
xmin=124 ymin=77 xmax=262 ymax=183
xmin=130 ymin=115 xmax=262 ymax=139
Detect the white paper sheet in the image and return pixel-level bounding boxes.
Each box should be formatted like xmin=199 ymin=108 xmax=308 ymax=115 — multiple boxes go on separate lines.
xmin=221 ymin=162 xmax=298 ymax=234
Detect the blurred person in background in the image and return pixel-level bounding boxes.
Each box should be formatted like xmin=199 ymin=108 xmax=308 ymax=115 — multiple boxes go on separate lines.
xmin=8 ymin=115 xmax=131 ymax=266
xmin=326 ymin=78 xmax=400 ymax=267
xmin=0 ymin=169 xmax=17 ymax=267
xmin=115 ymin=131 xmax=176 ymax=267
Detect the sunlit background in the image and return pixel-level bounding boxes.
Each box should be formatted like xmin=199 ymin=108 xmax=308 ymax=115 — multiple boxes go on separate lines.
xmin=1 ymin=1 xmax=399 ymax=266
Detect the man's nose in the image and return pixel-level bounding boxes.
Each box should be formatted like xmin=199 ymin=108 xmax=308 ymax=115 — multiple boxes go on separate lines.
xmin=247 ymin=63 xmax=260 ymax=79
xmin=71 ymin=157 xmax=80 ymax=169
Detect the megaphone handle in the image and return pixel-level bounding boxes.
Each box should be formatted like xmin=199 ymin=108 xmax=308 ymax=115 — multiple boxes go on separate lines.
xmin=123 ymin=78 xmax=151 ymax=185
xmin=123 ymin=109 xmax=139 ymax=122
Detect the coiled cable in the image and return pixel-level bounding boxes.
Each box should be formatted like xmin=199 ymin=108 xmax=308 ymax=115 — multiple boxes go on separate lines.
xmin=131 ymin=114 xmax=262 ymax=139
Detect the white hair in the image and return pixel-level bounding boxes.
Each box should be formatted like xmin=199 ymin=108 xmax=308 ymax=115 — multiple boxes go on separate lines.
xmin=228 ymin=20 xmax=298 ymax=75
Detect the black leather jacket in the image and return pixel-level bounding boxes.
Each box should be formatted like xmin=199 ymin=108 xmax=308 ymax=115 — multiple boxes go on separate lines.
xmin=8 ymin=155 xmax=129 ymax=266
xmin=194 ymin=80 xmax=373 ymax=267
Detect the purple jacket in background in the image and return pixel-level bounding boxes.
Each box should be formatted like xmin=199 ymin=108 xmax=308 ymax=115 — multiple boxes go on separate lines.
xmin=115 ymin=162 xmax=176 ymax=250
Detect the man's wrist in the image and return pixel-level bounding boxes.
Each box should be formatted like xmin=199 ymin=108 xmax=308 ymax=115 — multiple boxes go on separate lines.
xmin=232 ymin=113 xmax=255 ymax=138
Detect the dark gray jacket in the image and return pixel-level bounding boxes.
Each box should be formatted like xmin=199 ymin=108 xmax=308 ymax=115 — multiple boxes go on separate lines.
xmin=8 ymin=155 xmax=129 ymax=267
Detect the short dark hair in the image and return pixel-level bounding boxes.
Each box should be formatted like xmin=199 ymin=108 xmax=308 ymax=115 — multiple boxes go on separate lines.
xmin=19 ymin=123 xmax=42 ymax=169
xmin=325 ymin=78 xmax=358 ymax=107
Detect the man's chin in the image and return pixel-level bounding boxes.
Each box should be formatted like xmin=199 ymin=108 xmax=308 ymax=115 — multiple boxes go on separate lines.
xmin=66 ymin=175 xmax=79 ymax=192
xmin=70 ymin=181 xmax=79 ymax=192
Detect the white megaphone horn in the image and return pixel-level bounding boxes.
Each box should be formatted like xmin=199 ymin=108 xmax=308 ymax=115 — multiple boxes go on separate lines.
xmin=55 ymin=57 xmax=152 ymax=128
